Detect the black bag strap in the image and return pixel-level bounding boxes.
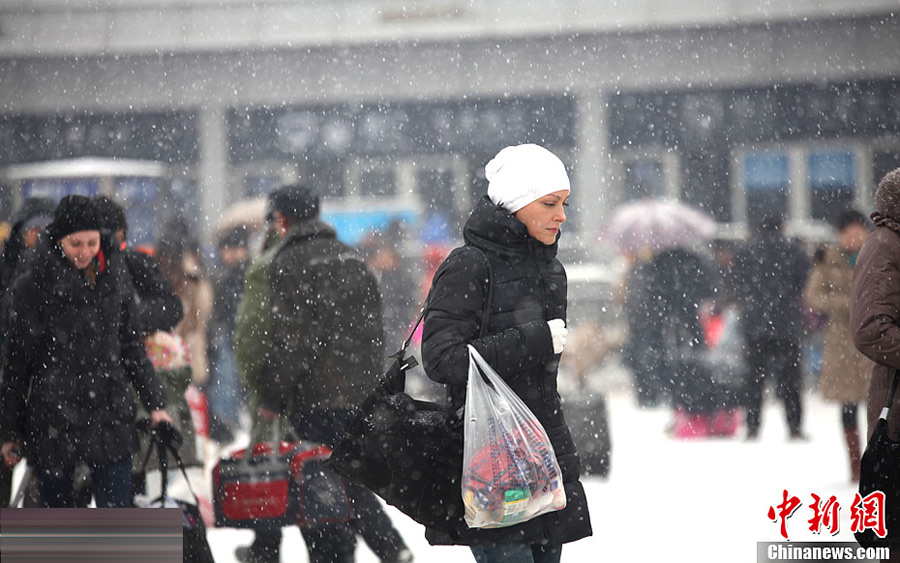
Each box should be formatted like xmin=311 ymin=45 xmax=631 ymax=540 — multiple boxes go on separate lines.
xmin=878 ymin=369 xmax=900 ymax=421
xmin=391 ymin=245 xmax=494 ymax=360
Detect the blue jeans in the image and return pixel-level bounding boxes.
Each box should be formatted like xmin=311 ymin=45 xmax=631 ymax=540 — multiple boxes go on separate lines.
xmin=470 ymin=543 xmax=563 ymax=563
xmin=208 ymin=332 xmax=242 ymax=429
xmin=36 ymin=457 xmax=133 ymax=508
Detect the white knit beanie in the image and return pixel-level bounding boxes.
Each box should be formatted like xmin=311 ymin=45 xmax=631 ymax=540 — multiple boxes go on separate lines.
xmin=486 ymin=144 xmax=570 ymax=213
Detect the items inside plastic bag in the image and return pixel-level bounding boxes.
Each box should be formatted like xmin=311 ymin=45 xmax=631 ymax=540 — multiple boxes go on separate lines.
xmin=462 ymin=345 xmax=566 ymax=529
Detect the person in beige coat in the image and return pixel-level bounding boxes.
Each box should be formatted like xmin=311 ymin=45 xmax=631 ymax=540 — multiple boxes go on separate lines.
xmin=154 ymin=219 xmax=215 ymax=466
xmin=155 ymin=222 xmax=214 ymax=389
xmin=804 ymin=209 xmax=873 ymax=482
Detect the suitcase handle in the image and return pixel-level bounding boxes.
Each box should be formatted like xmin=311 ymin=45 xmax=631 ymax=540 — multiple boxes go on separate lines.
xmin=242 ymin=416 xmax=286 ymax=467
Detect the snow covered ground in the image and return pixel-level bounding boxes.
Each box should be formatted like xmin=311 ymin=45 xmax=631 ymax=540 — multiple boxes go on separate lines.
xmin=197 ymin=366 xmax=869 ymax=563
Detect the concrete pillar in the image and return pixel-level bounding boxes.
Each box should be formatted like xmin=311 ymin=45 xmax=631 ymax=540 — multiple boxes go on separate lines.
xmin=573 ymin=88 xmax=612 ymax=254
xmin=197 ymin=105 xmax=229 ymax=242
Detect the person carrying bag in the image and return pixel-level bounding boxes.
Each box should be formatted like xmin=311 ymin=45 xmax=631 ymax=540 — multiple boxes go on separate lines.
xmin=850 ymin=168 xmax=900 ymax=560
xmin=332 ymin=144 xmax=592 ymax=562
xmin=854 ymin=369 xmax=900 ymax=550
xmin=420 ymin=144 xmax=592 ymax=562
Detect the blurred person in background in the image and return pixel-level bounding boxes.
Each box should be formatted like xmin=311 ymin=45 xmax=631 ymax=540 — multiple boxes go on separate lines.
xmin=804 ymin=208 xmax=873 ymax=482
xmin=698 ymin=238 xmax=747 ymax=435
xmin=94 ymin=195 xmax=197 ymax=496
xmin=0 ymin=195 xmax=172 ymax=507
xmin=156 ymin=213 xmax=214 ymax=390
xmin=623 ymin=242 xmax=721 ymax=436
xmin=358 ymin=220 xmax=418 ymax=362
xmin=0 ymin=197 xmax=55 ymax=294
xmin=155 ymin=214 xmax=214 ymax=465
xmin=207 ymin=225 xmax=252 ymax=445
xmin=233 ymin=221 xmax=285 ymax=563
xmin=235 ymin=184 xmax=413 ymax=563
xmin=730 ymin=213 xmax=812 ymax=440
xmin=620 ymin=247 xmax=670 ymax=408
xmin=94 ymin=196 xmax=184 ymax=341
xmin=652 ymin=246 xmax=717 ymax=436
xmin=0 ymin=197 xmax=56 ymax=373
xmin=0 ymin=196 xmax=54 ymax=508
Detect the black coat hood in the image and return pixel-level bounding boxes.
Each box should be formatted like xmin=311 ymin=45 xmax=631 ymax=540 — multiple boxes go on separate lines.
xmin=463 ymin=195 xmax=560 ymax=264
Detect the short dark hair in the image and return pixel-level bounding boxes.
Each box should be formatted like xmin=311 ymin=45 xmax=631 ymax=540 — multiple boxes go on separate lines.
xmin=217 ymin=225 xmax=250 ymax=249
xmin=834 ymin=209 xmax=869 ymax=232
xmin=267 ymin=184 xmax=320 ymax=223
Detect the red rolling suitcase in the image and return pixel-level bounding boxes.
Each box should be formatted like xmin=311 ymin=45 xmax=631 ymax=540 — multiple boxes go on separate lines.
xmin=213 ymin=439 xmax=352 ymax=530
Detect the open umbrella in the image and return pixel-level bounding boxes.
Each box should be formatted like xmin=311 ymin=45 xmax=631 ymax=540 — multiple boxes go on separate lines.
xmin=598 ymin=198 xmax=717 ymax=253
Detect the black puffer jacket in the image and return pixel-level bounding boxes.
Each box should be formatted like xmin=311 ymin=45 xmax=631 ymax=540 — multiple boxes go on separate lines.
xmin=422 ymin=196 xmax=592 ymax=547
xmin=0 ymin=234 xmax=166 ymax=467
xmin=730 ymin=230 xmax=811 ymax=341
xmin=123 ymin=248 xmax=184 ymax=337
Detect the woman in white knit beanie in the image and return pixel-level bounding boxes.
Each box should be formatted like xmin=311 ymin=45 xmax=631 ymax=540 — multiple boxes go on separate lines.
xmin=485 ymin=143 xmax=571 ymax=245
xmin=419 ymin=143 xmax=591 ymax=562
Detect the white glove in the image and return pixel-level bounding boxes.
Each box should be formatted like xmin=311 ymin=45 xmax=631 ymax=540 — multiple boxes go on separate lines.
xmin=547 ymin=318 xmax=567 ymax=355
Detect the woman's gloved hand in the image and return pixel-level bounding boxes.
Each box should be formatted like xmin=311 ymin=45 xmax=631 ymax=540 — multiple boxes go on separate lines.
xmin=547 ymin=318 xmax=568 ymax=354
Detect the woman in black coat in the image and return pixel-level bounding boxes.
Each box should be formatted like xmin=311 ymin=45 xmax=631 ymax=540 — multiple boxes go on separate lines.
xmin=0 ymin=195 xmax=171 ymax=508
xmin=422 ymin=144 xmax=592 ymax=563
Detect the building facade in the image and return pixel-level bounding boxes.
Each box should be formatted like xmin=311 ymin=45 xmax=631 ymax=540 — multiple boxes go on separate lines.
xmin=1 ymin=0 xmax=898 ymax=251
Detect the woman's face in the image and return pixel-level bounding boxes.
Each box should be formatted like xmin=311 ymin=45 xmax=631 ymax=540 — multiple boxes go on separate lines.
xmin=60 ymin=230 xmax=101 ymax=269
xmin=22 ymin=226 xmax=42 ymax=249
xmin=839 ymin=222 xmax=867 ymax=253
xmin=513 ymin=190 xmax=569 ymax=245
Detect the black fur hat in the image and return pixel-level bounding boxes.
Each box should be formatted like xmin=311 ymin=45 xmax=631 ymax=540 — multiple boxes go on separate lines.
xmin=46 ymin=195 xmax=102 ymax=242
xmin=94 ymin=195 xmax=128 ymax=235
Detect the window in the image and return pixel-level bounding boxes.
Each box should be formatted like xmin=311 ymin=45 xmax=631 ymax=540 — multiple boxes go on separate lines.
xmin=340 ymin=155 xmax=469 ymax=246
xmin=743 ymin=152 xmax=789 ymax=222
xmin=358 ymin=166 xmax=397 ymax=197
xmin=874 ymin=150 xmax=900 ymax=188
xmin=622 ymin=158 xmax=664 ymax=200
xmin=808 ymin=150 xmax=855 ymax=225
xmin=116 ymin=176 xmax=161 ymax=247
xmin=733 ymin=143 xmax=879 ymax=239
xmin=22 ymin=178 xmax=100 ymax=200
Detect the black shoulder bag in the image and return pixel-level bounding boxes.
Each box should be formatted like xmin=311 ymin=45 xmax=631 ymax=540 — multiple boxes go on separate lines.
xmin=855 ymin=368 xmax=900 ymax=549
xmin=325 ymin=246 xmax=493 ymax=533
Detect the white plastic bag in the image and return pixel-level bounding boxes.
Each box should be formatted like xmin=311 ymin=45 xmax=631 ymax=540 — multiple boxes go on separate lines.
xmin=461 ymin=345 xmax=566 ymax=529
